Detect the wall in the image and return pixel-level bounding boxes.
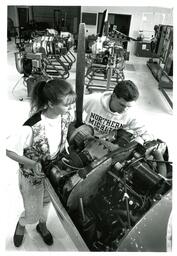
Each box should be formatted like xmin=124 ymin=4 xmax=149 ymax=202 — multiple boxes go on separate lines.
xmin=8 ymin=6 xmax=33 ymax=27
xmin=32 ymin=6 xmax=80 ymax=33
xmin=81 ymin=6 xmax=173 ymax=54
xmin=7 ymin=6 xmax=81 ymax=34
xmin=8 ymin=6 xmax=22 ymax=27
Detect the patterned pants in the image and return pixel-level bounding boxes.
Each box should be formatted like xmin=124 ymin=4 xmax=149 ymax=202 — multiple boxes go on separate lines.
xmin=18 ymin=172 xmax=51 ymax=226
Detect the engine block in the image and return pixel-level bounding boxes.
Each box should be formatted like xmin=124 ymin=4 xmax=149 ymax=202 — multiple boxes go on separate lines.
xmin=44 ymin=128 xmax=172 ymax=251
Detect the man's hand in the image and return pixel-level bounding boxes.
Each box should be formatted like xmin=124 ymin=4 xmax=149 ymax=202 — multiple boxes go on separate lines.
xmin=68 ymin=123 xmax=94 ymax=145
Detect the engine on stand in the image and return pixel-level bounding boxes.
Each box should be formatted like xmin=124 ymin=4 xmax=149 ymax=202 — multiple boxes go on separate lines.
xmin=14 ymin=28 xmax=75 ymax=98
xmin=44 ymin=126 xmax=172 ymax=251
xmin=85 ymin=12 xmax=137 ymax=92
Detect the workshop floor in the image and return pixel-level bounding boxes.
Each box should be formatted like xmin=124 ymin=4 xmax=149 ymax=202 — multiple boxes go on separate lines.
xmin=5 ymin=38 xmax=174 ymax=251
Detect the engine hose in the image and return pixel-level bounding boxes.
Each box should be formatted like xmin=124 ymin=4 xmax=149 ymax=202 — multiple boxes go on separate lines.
xmin=125 ymin=157 xmax=144 ymax=170
xmin=152 ymin=149 xmax=167 ymax=178
xmin=61 ymin=157 xmax=85 ymax=170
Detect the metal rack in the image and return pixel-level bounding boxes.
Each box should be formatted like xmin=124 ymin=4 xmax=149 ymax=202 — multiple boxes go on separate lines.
xmin=85 ymin=43 xmax=126 ymax=93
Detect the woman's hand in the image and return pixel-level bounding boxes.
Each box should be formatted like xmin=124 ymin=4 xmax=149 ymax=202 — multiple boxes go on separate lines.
xmin=33 ymin=162 xmax=45 ymax=178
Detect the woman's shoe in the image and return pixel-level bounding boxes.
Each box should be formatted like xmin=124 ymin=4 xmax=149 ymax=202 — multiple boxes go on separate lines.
xmin=13 ymin=221 xmax=25 ymax=247
xmin=36 ymin=223 xmax=53 ymax=245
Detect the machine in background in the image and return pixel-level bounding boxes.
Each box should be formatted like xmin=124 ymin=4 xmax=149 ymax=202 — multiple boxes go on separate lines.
xmin=14 ymin=28 xmax=75 ymax=99
xmin=85 ymin=9 xmax=137 ymax=93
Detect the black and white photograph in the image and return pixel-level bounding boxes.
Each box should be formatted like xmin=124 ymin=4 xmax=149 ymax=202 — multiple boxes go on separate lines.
xmin=2 ymin=0 xmax=175 ymax=254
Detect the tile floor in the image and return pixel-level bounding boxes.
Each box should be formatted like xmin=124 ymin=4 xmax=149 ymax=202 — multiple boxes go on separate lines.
xmin=5 ymin=38 xmax=174 ymax=251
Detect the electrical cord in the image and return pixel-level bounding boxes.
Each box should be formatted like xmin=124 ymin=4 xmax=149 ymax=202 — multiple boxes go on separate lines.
xmin=11 ymin=76 xmax=23 ymax=99
xmin=158 ymin=173 xmax=172 ymax=182
xmin=146 ymin=159 xmax=173 ymax=164
xmin=11 ymin=75 xmax=31 ymax=101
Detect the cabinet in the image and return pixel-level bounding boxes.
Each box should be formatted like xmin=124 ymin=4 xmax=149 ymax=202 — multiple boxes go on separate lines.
xmin=135 ymin=41 xmax=156 ymax=58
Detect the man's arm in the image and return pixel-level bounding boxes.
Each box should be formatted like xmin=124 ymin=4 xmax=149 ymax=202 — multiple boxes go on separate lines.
xmin=126 ymin=117 xmax=154 ymax=144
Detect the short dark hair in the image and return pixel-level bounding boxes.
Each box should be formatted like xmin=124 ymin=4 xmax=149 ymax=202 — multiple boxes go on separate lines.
xmin=113 ymin=80 xmax=139 ymax=101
